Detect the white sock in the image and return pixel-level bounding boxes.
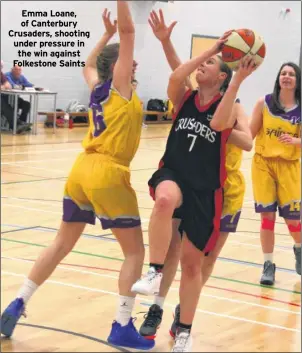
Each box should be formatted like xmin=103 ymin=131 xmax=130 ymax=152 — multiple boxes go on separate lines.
xmin=17 ymin=278 xmax=39 ymax=304
xmin=154 ymin=295 xmax=165 ymax=309
xmin=264 ymin=253 xmax=274 ymax=263
xmin=116 ymin=296 xmax=135 ymax=327
xmin=294 ymin=243 xmax=301 ymax=248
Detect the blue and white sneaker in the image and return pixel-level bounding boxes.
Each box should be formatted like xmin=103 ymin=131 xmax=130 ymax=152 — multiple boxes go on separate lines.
xmin=1 ymin=298 xmax=26 ymax=337
xmin=108 ymin=318 xmax=155 ymax=350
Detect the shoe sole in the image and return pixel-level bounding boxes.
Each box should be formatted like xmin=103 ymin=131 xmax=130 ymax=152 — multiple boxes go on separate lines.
xmin=131 ymin=286 xmax=159 ymax=296
xmin=140 ymin=325 xmax=161 ymax=340
xmin=0 ymin=312 xmax=18 ymax=337
xmin=260 ymin=279 xmax=274 ymax=286
xmin=107 ymin=337 xmax=155 ymax=350
xmin=169 ymin=329 xmax=176 ymax=339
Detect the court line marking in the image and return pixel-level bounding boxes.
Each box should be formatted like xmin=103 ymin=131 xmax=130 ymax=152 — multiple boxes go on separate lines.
xmin=1 ymin=204 xmax=150 ymax=224
xmin=1 ymin=221 xmax=293 ymax=248
xmin=0 ymin=135 xmax=167 ymax=149
xmin=2 ymin=256 xmax=300 ymax=314
xmin=15 ymin=323 xmax=130 ymax=353
xmin=2 ymin=237 xmax=300 ymax=294
xmin=1 ymin=145 xmax=165 ymax=156
xmin=0 ymin=218 xmax=296 ymax=271
xmin=1 ymin=215 xmax=293 ymax=242
xmin=1 ymin=157 xmax=71 ymax=165
xmin=2 ymin=271 xmax=300 ymax=333
xmin=2 ymin=163 xmax=66 ymax=174
xmin=1 ymin=226 xmax=39 ymax=234
xmin=1 ymin=178 xmax=65 ymax=185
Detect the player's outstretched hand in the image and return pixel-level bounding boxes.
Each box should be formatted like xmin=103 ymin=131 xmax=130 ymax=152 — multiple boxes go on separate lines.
xmin=103 ymin=8 xmax=117 ymax=37
xmin=149 ymin=9 xmax=177 ymax=42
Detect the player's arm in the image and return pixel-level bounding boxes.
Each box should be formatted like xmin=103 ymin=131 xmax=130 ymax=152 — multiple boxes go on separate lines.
xmin=278 ymin=135 xmax=301 ymax=148
xmin=210 ymin=56 xmax=257 ymax=132
xmin=249 ymin=97 xmax=264 ymax=139
xmin=83 ymin=9 xmax=117 ymax=92
xmin=228 ymin=103 xmax=253 ymax=151
xmin=149 ymin=10 xmax=193 ymax=90
xmin=167 ymin=32 xmax=231 ymax=110
xmin=112 ymin=0 xmax=135 ymax=101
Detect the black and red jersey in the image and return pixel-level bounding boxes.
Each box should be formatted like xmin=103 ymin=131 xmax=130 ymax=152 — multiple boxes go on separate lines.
xmin=160 ymin=90 xmax=233 ymax=190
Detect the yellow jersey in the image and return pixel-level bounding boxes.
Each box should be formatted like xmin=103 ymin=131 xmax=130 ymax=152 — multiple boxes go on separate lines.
xmin=82 ymin=81 xmax=143 ymax=166
xmin=255 ymin=94 xmax=301 ymax=160
xmin=225 ymin=143 xmax=242 ymax=173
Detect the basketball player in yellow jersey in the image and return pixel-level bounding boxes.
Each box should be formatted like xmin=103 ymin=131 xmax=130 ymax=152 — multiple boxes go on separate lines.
xmin=137 ymin=10 xmax=252 ymax=343
xmin=250 ymin=62 xmax=301 ymax=286
xmin=0 ymin=2 xmax=154 ymax=350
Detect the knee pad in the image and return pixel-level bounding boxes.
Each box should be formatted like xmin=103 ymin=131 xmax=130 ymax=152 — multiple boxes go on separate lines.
xmin=261 ymin=218 xmax=275 ymax=231
xmin=288 ymin=223 xmax=301 ymax=233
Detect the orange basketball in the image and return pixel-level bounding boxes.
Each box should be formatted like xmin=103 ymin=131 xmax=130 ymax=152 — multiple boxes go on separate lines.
xmin=221 ymin=29 xmax=266 ymax=70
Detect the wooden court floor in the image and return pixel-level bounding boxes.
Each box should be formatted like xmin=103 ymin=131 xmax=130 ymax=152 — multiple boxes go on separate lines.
xmin=1 ymin=125 xmax=301 ymax=352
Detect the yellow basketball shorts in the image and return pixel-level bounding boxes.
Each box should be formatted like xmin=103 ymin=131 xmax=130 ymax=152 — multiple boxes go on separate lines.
xmin=252 ymin=154 xmax=301 ymax=220
xmin=63 ymin=152 xmax=140 ymax=229
xmin=220 ymin=170 xmax=245 ymax=233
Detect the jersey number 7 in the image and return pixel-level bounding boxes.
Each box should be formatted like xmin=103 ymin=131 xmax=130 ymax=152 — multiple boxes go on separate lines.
xmin=187 ymin=134 xmax=197 ymax=152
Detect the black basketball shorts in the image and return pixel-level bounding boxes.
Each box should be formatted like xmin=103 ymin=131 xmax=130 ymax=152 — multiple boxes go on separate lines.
xmin=148 ymin=167 xmax=223 ymax=253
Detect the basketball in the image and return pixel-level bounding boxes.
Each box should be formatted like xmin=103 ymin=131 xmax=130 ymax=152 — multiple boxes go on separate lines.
xmin=221 ymin=29 xmax=266 ymax=70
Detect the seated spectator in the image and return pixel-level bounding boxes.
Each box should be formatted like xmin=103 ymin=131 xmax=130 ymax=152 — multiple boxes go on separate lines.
xmin=1 ymin=61 xmax=31 ymax=133
xmin=5 ymin=65 xmax=33 ymax=123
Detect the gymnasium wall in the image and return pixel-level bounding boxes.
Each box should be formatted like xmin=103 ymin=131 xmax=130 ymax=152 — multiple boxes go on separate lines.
xmin=1 ymin=1 xmax=301 ymax=114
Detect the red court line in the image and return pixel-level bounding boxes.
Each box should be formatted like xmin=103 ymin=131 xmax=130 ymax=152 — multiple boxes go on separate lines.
xmin=17 ymin=258 xmax=300 ymax=308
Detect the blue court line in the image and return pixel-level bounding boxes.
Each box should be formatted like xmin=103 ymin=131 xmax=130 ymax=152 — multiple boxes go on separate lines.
xmin=1 ymin=226 xmax=39 ymax=234
xmin=1 ymin=223 xmax=296 ymax=274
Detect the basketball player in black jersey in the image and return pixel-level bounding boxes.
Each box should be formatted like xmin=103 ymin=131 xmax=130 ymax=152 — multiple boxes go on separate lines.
xmin=132 ymin=33 xmax=257 ymax=351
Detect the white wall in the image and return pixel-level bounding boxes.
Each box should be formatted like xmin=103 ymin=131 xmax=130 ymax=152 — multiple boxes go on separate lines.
xmin=1 ymin=1 xmax=301 ymax=114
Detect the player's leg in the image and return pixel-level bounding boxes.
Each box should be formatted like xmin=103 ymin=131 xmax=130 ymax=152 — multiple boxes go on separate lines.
xmin=108 ymin=226 xmax=155 ymax=350
xmin=277 ymin=159 xmax=301 ymax=275
xmin=171 ymin=233 xmax=204 ymax=352
xmin=172 ymin=188 xmax=222 ymax=352
xmin=132 ymin=169 xmax=183 ymax=296
xmin=0 ymin=165 xmax=92 ymax=337
xmin=93 ymin=168 xmax=154 ymax=350
xmin=139 ymin=219 xmax=182 ymax=339
xmin=252 ymin=154 xmax=278 ymax=285
xmin=201 ymin=171 xmax=245 ymax=287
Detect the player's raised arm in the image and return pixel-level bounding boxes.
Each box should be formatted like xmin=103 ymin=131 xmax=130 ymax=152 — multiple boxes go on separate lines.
xmin=167 ymin=31 xmax=231 ymax=110
xmin=112 ymin=0 xmax=135 ymax=100
xmin=149 ymin=9 xmax=193 ymax=91
xmin=83 ymin=9 xmax=117 ymax=91
xmin=210 ymin=56 xmax=258 ymax=132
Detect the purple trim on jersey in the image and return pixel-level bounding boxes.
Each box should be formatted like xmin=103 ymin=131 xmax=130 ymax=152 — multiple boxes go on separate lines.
xmin=265 ymin=94 xmax=301 ymax=125
xmin=63 ymin=198 xmax=96 ymax=225
xmin=89 ymin=80 xmax=112 ymax=137
xmin=99 ymin=217 xmax=141 ymax=230
xmin=220 ymin=211 xmax=241 ymax=233
xmin=255 ymin=201 xmax=278 ymax=213
xmin=279 ymin=204 xmax=301 ymax=220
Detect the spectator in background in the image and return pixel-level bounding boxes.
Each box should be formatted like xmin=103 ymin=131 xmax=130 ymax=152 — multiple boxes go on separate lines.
xmin=1 ymin=62 xmax=31 ymax=133
xmin=5 ymin=65 xmax=32 ymax=123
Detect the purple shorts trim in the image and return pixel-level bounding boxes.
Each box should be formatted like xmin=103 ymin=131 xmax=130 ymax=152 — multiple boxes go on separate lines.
xmin=99 ymin=217 xmax=141 ymax=230
xmin=255 ymin=202 xmax=278 ymax=214
xmin=220 ymin=211 xmax=241 ymax=233
xmin=63 ymin=198 xmax=96 ymax=225
xmin=279 ymin=204 xmax=301 ymax=220
xmin=63 ymin=198 xmax=141 ymax=229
